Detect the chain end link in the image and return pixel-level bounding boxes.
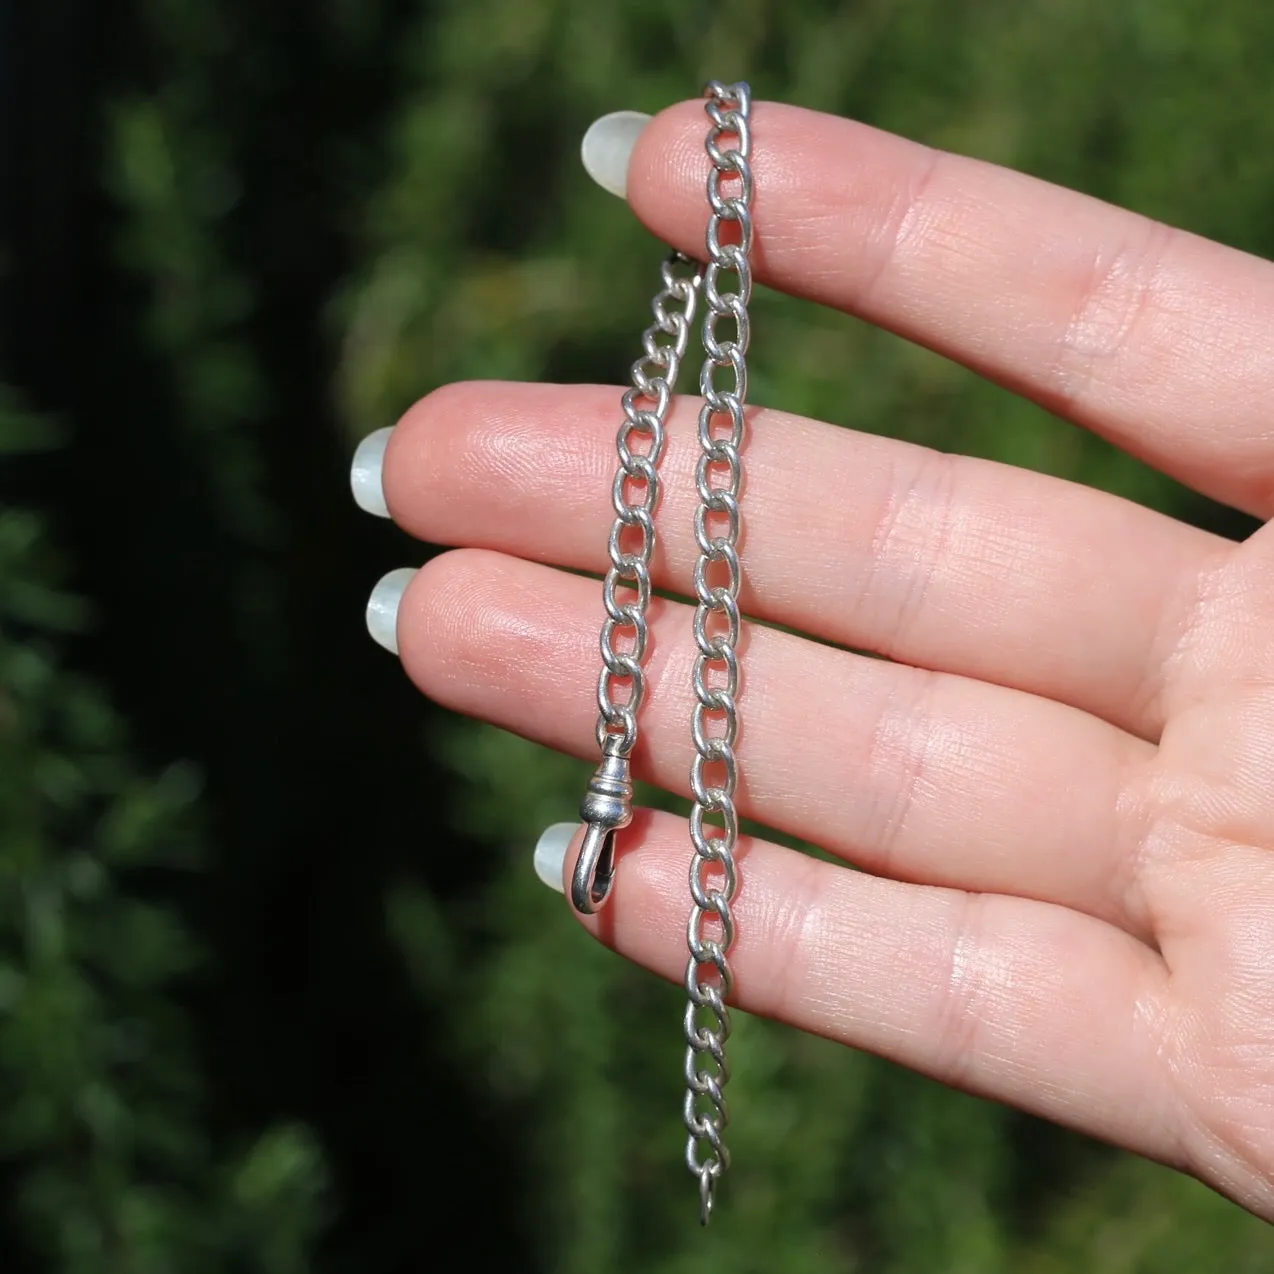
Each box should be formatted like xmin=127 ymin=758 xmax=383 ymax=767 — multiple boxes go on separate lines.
xmin=571 ymin=735 xmax=633 ymax=914
xmin=698 ymin=1168 xmax=716 ymax=1226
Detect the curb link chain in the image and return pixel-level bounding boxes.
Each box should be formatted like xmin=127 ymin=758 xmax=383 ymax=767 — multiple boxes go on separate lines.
xmin=572 ymin=253 xmax=702 ymax=915
xmin=574 ymin=78 xmax=755 ymax=1228
xmin=684 ymin=79 xmax=754 ymax=1227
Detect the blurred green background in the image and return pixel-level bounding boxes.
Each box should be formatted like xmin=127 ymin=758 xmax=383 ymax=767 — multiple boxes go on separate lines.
xmin=4 ymin=0 xmax=1274 ymax=1269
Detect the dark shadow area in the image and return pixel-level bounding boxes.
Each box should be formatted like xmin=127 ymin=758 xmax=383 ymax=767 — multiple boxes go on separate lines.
xmin=1 ymin=1 xmax=530 ymax=1268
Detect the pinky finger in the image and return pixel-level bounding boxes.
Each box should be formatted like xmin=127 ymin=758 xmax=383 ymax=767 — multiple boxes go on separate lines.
xmin=543 ymin=809 xmax=1178 ymax=1169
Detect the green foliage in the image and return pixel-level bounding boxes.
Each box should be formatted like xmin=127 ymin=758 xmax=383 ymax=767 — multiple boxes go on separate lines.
xmin=0 ymin=397 xmax=326 ymax=1271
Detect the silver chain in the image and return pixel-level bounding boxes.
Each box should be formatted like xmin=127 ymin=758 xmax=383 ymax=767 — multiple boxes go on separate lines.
xmin=575 ymin=80 xmax=755 ymax=1227
xmin=683 ymin=79 xmax=753 ymax=1227
xmin=572 ymin=253 xmax=701 ymax=914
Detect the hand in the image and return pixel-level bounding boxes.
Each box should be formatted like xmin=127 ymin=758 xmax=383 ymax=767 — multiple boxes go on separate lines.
xmin=352 ymin=101 xmax=1274 ymax=1219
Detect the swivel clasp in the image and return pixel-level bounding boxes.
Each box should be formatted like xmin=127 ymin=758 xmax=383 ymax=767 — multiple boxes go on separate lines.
xmin=571 ymin=734 xmax=633 ymax=914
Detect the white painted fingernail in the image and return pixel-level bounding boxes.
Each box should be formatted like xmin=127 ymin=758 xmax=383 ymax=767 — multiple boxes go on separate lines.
xmin=351 ymin=426 xmax=392 ymax=518
xmin=533 ymin=822 xmax=577 ymax=894
xmin=365 ymin=567 xmax=416 ymax=655
xmin=581 ymin=110 xmax=650 ymax=198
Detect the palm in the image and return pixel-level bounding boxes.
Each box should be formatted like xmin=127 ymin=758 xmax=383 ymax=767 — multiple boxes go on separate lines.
xmin=1140 ymin=526 xmax=1274 ymax=1210
xmin=366 ymin=101 xmax=1274 ymax=1217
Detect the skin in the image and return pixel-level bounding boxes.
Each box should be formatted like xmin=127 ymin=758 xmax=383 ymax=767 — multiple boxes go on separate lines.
xmin=376 ymin=101 xmax=1274 ymax=1219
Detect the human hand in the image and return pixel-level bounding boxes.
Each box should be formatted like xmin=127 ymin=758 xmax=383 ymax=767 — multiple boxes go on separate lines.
xmin=352 ymin=101 xmax=1274 ymax=1219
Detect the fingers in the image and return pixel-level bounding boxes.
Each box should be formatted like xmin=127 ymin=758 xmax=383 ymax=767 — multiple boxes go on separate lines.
xmin=554 ymin=808 xmax=1176 ymax=1168
xmin=384 ymin=381 xmax=1219 ymax=739
xmin=394 ymin=548 xmax=1155 ymax=935
xmin=625 ymin=101 xmax=1274 ymax=516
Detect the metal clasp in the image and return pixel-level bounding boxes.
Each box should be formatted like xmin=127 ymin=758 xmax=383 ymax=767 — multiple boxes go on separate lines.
xmin=571 ymin=734 xmax=633 ymax=914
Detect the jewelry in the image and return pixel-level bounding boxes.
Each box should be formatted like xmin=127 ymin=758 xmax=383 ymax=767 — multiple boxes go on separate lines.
xmin=574 ymin=81 xmax=755 ymax=1227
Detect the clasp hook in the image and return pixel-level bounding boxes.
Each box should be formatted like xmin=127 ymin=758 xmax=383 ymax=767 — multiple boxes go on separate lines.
xmin=571 ymin=734 xmax=633 ymax=914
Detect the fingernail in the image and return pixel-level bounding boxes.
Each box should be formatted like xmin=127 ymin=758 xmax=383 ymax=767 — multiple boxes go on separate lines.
xmin=351 ymin=426 xmax=393 ymax=518
xmin=533 ymin=822 xmax=577 ymax=894
xmin=581 ymin=110 xmax=650 ymax=198
xmin=365 ymin=567 xmax=416 ymax=654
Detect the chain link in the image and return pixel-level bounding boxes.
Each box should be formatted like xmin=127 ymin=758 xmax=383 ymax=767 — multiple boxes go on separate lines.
xmin=572 ymin=253 xmax=702 ymax=915
xmin=575 ymin=79 xmax=757 ymax=1222
xmin=684 ymin=79 xmax=754 ymax=1226
xmin=596 ymin=254 xmax=701 ymax=755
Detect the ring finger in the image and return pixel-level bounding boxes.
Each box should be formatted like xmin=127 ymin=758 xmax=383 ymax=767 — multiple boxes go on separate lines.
xmin=390 ymin=548 xmax=1154 ymax=935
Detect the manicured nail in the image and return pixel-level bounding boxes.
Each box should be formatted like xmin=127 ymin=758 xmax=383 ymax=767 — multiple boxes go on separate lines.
xmin=533 ymin=822 xmax=577 ymax=894
xmin=365 ymin=567 xmax=416 ymax=655
xmin=351 ymin=426 xmax=392 ymax=518
xmin=581 ymin=110 xmax=650 ymax=198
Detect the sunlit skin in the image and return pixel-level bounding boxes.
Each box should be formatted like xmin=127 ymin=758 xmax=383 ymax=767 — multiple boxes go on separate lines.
xmin=376 ymin=101 xmax=1274 ymax=1219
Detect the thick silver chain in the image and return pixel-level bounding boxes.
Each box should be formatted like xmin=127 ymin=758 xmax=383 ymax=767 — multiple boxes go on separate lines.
xmin=572 ymin=253 xmax=701 ymax=914
xmin=576 ymin=81 xmax=754 ymax=1227
xmin=683 ymin=79 xmax=753 ymax=1226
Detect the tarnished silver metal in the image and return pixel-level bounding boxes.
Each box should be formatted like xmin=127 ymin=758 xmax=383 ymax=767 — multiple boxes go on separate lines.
xmin=683 ymin=79 xmax=754 ymax=1227
xmin=575 ymin=252 xmax=702 ymax=914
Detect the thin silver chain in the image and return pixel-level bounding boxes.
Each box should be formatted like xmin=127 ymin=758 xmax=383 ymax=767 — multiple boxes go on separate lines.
xmin=574 ymin=80 xmax=755 ymax=1226
xmin=572 ymin=253 xmax=701 ymax=915
xmin=683 ymin=79 xmax=753 ymax=1227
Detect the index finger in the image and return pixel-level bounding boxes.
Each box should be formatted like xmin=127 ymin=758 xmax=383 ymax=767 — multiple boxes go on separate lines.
xmin=626 ymin=101 xmax=1274 ymax=517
